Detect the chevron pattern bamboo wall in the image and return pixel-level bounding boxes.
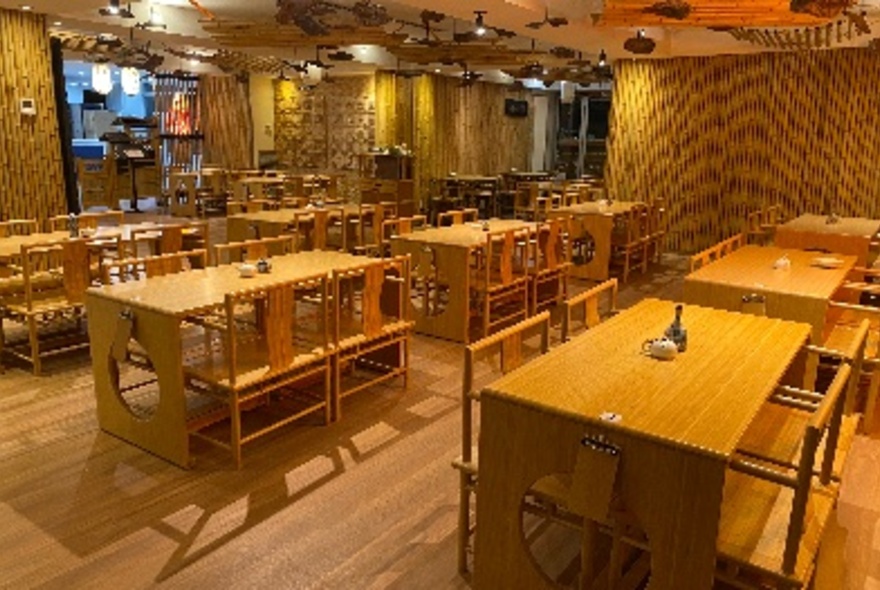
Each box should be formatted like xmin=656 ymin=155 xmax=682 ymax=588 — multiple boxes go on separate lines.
xmin=375 ymin=72 xmax=534 ymax=204
xmin=605 ymin=48 xmax=880 ymax=253
xmin=200 ymin=75 xmax=253 ymax=169
xmin=0 ymin=10 xmax=65 ymax=221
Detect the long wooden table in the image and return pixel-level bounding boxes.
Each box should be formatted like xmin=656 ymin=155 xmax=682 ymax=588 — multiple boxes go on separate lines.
xmin=682 ymin=245 xmax=855 ymax=341
xmin=86 ymin=251 xmax=373 ymax=468
xmin=474 ymin=298 xmax=812 ymax=589
xmin=227 ymin=205 xmax=362 ymax=247
xmin=390 ymin=219 xmax=532 ymax=343
xmin=775 ymin=214 xmax=880 ymax=267
xmin=550 ymin=201 xmax=641 ymax=281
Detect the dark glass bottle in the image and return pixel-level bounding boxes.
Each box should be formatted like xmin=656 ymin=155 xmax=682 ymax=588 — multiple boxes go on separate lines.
xmin=664 ymin=304 xmax=688 ymax=352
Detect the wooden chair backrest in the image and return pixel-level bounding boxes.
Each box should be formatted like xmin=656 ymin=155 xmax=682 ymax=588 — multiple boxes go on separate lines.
xmin=49 ymin=211 xmax=123 ymax=232
xmin=480 ymin=227 xmax=530 ymax=291
xmin=562 ymin=278 xmax=619 ymax=342
xmin=462 ymin=311 xmax=551 ymax=465
xmin=689 ymin=233 xmax=745 ymax=272
xmin=0 ymin=219 xmax=38 ymax=238
xmin=103 ymin=249 xmax=208 ymax=284
xmin=224 ymin=273 xmax=330 ymax=388
xmin=462 ymin=208 xmax=479 ymax=223
xmin=129 ymin=224 xmax=185 ymax=255
xmin=334 ymin=256 xmax=410 ymax=344
xmin=764 ymin=204 xmax=782 ymax=226
xmin=438 ymin=210 xmax=464 ymax=227
xmin=214 ymin=235 xmax=296 ymax=266
xmin=746 ymin=209 xmax=764 ymax=233
xmin=20 ymin=239 xmax=92 ymax=307
xmin=732 ymin=355 xmax=853 ymax=575
xmin=535 ymin=217 xmax=570 ymax=272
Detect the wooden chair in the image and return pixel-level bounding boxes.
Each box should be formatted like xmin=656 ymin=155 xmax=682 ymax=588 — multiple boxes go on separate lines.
xmin=353 ymin=204 xmax=387 ymax=256
xmin=644 ymin=198 xmax=668 ymax=264
xmin=514 ymin=182 xmax=556 ymax=221
xmin=452 ymin=311 xmax=551 ymax=574
xmin=745 ymin=209 xmax=768 ymax=245
xmin=185 ymin=274 xmax=333 ymax=468
xmin=470 ymin=227 xmax=531 ymax=340
xmin=102 ymin=249 xmax=208 ymax=284
xmin=128 ymin=224 xmax=185 ymax=258
xmin=561 ymin=279 xmax=619 ymax=342
xmin=437 ymin=208 xmax=479 ymax=227
xmin=0 ymin=219 xmax=38 ymax=238
xmin=716 ymin=355 xmax=855 ymax=590
xmin=332 ymin=256 xmax=413 ymax=420
xmin=689 ymin=233 xmax=744 ymax=273
xmin=214 ymin=235 xmax=296 ymax=266
xmin=609 ymin=203 xmax=649 ymax=283
xmin=0 ymin=239 xmax=95 ymax=374
xmin=528 ymin=217 xmax=573 ymax=316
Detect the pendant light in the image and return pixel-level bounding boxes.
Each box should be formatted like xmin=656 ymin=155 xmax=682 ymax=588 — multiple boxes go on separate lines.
xmin=121 ymin=67 xmax=140 ymax=96
xmin=92 ymin=63 xmax=114 ymax=95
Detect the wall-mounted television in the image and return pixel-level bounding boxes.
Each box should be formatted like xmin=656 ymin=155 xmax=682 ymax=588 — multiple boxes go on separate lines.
xmin=505 ymin=98 xmax=529 ymax=118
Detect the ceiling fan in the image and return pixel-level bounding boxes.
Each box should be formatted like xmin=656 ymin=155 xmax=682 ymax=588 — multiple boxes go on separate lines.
xmin=526 ymin=7 xmax=569 ymax=29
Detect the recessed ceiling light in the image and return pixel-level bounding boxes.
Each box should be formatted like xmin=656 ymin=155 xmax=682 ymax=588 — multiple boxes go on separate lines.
xmin=434 ymin=69 xmax=440 ymax=73
xmin=52 ymin=21 xmax=62 ymax=26
xmin=189 ymin=59 xmax=199 ymax=66
xmin=21 ymin=5 xmax=32 ymax=10
xmin=359 ymin=46 xmax=368 ymax=54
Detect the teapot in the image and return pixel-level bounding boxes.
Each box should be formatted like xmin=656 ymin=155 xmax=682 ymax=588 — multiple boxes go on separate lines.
xmin=773 ymin=254 xmax=791 ymax=270
xmin=239 ymin=263 xmax=257 ymax=278
xmin=642 ymin=337 xmax=678 ymax=361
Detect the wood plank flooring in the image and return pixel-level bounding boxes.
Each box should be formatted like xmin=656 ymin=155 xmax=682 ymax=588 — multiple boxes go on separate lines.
xmin=0 ymin=217 xmax=878 ymax=589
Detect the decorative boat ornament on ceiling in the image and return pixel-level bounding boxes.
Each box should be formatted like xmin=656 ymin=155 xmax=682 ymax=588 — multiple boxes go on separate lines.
xmin=642 ymin=0 xmax=692 ymax=19
xmin=790 ymin=0 xmax=853 ymax=18
xmin=723 ymin=10 xmax=870 ymax=48
xmin=624 ymin=29 xmax=657 ymax=53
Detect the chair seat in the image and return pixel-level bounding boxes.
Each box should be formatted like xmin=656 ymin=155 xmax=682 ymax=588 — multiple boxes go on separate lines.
xmin=184 ymin=339 xmax=329 ymax=391
xmin=4 ymin=290 xmax=83 ymax=316
xmin=825 ymin=310 xmax=880 ymax=357
xmin=336 ymin=320 xmax=413 ymax=352
xmin=0 ymin=272 xmax=62 ymax=297
xmin=716 ymin=468 xmax=838 ymax=586
xmin=737 ymin=403 xmax=859 ymax=480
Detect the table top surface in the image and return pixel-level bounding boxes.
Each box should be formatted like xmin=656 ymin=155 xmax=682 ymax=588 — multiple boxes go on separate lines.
xmin=236 ymin=177 xmax=286 ymax=185
xmin=685 ymin=245 xmax=856 ymax=299
xmin=779 ymin=214 xmax=880 ymax=238
xmin=0 ymin=231 xmax=71 ymax=258
xmin=391 ymin=219 xmax=532 ymax=249
xmin=229 ymin=204 xmax=361 ymax=224
xmin=557 ymin=201 xmax=641 ymax=216
xmin=443 ymin=175 xmax=499 ymax=183
xmin=483 ymin=298 xmax=811 ymax=458
xmin=87 ymin=250 xmax=369 ymax=315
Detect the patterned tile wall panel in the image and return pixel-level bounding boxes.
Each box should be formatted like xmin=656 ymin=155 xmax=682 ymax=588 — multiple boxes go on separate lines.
xmin=605 ymin=48 xmax=880 ymax=253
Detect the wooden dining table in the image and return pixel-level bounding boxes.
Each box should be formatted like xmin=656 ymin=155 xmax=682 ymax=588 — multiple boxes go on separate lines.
xmin=473 ymin=298 xmax=812 ymax=589
xmin=86 ymin=250 xmax=372 ymax=468
xmin=227 ymin=204 xmax=363 ymax=248
xmin=390 ymin=219 xmax=532 ymax=343
xmin=549 ymin=201 xmax=642 ymax=281
xmin=774 ymin=213 xmax=880 ymax=267
xmin=682 ymin=245 xmax=856 ymax=341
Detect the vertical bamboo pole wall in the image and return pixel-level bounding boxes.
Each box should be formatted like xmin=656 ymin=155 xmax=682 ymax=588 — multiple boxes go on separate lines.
xmin=0 ymin=9 xmax=65 ymax=221
xmin=200 ymin=75 xmax=253 ymax=169
xmin=375 ymin=73 xmax=534 ymax=203
xmin=605 ymin=48 xmax=880 ymax=253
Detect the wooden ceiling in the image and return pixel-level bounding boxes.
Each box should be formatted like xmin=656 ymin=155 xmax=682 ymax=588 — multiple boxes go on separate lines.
xmin=598 ymin=0 xmax=847 ymax=27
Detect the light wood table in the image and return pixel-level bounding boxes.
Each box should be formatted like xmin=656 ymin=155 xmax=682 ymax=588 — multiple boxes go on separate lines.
xmin=549 ymin=201 xmax=641 ymax=281
xmin=86 ymin=250 xmax=370 ymax=468
xmin=390 ymin=219 xmax=532 ymax=343
xmin=232 ymin=176 xmax=285 ymax=202
xmin=473 ymin=298 xmax=812 ymax=590
xmin=0 ymin=231 xmax=70 ymax=261
xmin=775 ymin=214 xmax=880 ymax=266
xmin=227 ymin=205 xmax=362 ymax=248
xmin=683 ymin=245 xmax=855 ymax=341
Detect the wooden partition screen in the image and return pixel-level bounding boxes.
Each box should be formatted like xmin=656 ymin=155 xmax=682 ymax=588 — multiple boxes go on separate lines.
xmin=200 ymin=75 xmax=254 ymax=170
xmin=375 ymin=72 xmax=534 ymax=205
xmin=605 ymin=48 xmax=880 ymax=253
xmin=0 ymin=10 xmax=65 ymax=221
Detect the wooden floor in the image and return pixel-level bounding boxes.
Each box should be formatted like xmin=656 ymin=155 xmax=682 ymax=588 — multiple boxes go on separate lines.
xmin=1 ymin=216 xmax=878 ymax=589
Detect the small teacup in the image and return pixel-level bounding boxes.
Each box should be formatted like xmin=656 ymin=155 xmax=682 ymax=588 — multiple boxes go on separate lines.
xmin=642 ymin=337 xmax=678 ymax=361
xmin=239 ymin=263 xmax=257 ymax=278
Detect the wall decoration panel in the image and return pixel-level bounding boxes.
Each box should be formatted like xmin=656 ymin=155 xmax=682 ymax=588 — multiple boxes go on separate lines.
xmin=200 ymin=75 xmax=253 ymax=170
xmin=274 ymin=75 xmax=376 ymax=172
xmin=0 ymin=10 xmax=65 ymax=221
xmin=605 ymin=48 xmax=880 ymax=253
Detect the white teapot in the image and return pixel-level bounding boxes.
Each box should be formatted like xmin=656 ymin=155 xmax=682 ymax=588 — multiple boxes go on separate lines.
xmin=642 ymin=337 xmax=678 ymax=361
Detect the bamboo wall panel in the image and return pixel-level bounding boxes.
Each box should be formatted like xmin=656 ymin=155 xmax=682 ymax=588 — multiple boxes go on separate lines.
xmin=274 ymin=75 xmax=375 ymax=171
xmin=0 ymin=10 xmax=65 ymax=221
xmin=375 ymin=73 xmax=534 ymax=203
xmin=605 ymin=48 xmax=880 ymax=253
xmin=200 ymin=75 xmax=253 ymax=169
